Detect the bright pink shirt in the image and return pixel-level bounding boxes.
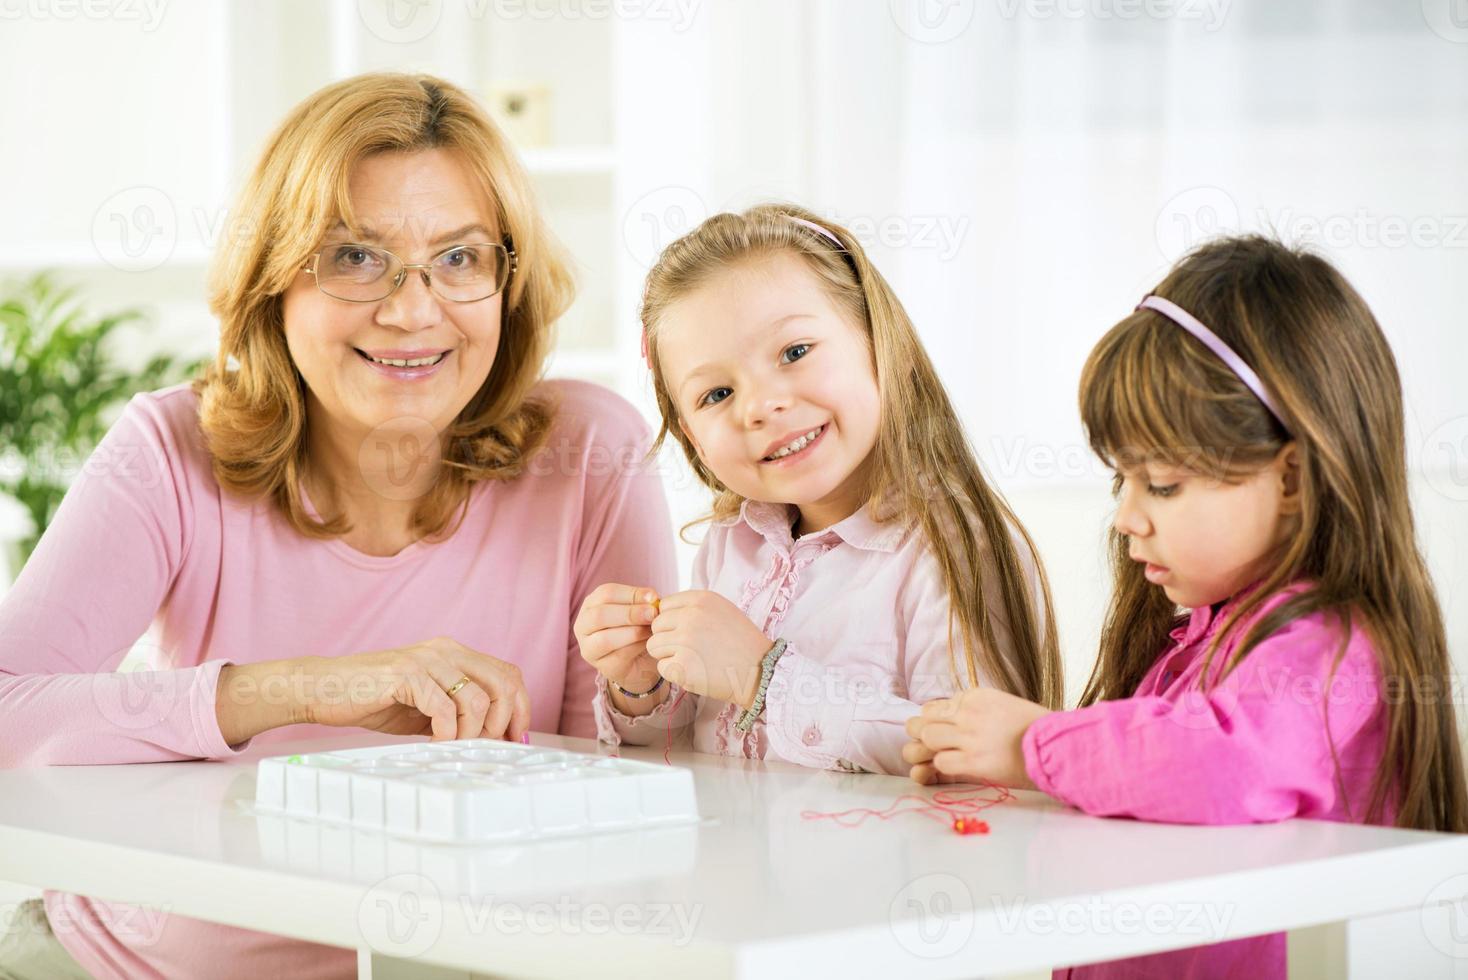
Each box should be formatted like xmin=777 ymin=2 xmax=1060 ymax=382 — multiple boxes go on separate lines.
xmin=1024 ymin=585 xmax=1390 ymax=979
xmin=0 ymin=379 xmax=676 ymax=980
xmin=594 ymin=498 xmax=1045 ymax=776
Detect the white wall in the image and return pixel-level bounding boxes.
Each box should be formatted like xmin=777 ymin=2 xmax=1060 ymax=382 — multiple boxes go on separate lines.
xmin=612 ymin=0 xmax=1468 ymax=703
xmin=2 ymin=0 xmax=1465 ymax=709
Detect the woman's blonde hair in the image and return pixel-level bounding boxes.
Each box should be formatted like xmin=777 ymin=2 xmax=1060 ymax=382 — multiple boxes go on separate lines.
xmin=639 ymin=203 xmax=1063 ymax=709
xmin=194 ymin=72 xmax=574 ymax=539
xmin=1079 ymin=234 xmax=1467 ymax=832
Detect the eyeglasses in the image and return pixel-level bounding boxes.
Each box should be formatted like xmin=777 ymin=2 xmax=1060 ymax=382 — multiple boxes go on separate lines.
xmin=302 ymin=240 xmax=516 ymax=303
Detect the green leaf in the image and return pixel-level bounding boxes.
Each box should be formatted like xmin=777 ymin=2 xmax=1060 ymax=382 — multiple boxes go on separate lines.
xmin=0 ymin=272 xmax=201 ymax=567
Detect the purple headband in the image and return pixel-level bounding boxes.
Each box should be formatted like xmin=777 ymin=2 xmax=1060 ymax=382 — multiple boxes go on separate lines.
xmin=1136 ymin=294 xmax=1287 ymax=429
xmin=640 ymin=215 xmax=846 ymax=370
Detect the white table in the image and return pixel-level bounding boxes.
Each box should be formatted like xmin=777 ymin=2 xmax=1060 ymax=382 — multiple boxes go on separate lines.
xmin=2 ymin=731 xmax=1466 ymax=979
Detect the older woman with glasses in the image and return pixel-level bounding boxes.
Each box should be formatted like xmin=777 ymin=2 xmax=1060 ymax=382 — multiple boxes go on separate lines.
xmin=0 ymin=73 xmax=675 ymax=980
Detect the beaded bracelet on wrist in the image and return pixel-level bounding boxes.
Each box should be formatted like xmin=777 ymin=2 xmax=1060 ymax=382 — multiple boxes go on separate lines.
xmin=736 ymin=638 xmax=789 ymax=732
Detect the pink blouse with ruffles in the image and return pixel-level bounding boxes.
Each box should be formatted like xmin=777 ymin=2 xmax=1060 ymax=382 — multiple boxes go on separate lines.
xmin=593 ymin=498 xmax=1044 ymax=776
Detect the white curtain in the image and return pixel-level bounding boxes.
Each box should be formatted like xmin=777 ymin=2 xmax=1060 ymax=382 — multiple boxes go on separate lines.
xmin=775 ymin=0 xmax=1468 ymax=687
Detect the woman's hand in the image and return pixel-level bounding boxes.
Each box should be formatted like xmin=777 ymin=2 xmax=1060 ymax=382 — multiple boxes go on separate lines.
xmin=903 ymin=688 xmax=1052 ymax=789
xmin=218 ymin=638 xmax=532 ymax=745
xmin=646 ymin=590 xmax=771 ymax=708
xmin=573 ymin=583 xmax=666 ymax=706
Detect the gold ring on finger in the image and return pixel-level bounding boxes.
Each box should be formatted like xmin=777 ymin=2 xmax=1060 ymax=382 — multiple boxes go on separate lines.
xmin=444 ymin=676 xmax=471 ymax=697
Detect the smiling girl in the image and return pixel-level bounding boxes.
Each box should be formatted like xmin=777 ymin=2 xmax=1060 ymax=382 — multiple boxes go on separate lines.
xmin=573 ymin=203 xmax=1062 ymax=774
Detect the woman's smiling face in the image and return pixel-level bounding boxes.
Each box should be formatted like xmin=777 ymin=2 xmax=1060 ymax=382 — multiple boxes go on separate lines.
xmin=281 ymin=147 xmax=503 ymax=441
xmin=657 ymin=251 xmax=883 ymax=533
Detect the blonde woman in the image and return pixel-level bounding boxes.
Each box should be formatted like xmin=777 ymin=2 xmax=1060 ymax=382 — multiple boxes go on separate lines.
xmin=0 ymin=74 xmax=675 ymax=979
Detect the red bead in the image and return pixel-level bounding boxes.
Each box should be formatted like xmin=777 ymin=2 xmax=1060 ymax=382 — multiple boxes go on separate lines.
xmin=951 ymin=817 xmax=989 ymax=835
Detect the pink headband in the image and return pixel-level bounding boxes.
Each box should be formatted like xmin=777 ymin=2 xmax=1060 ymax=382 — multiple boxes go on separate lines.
xmin=639 ymin=215 xmax=846 ymax=370
xmin=1136 ymin=294 xmax=1287 ymax=429
xmin=785 ymin=215 xmax=845 ymax=250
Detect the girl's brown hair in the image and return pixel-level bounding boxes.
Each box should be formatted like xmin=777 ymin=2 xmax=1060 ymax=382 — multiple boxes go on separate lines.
xmin=194 ymin=72 xmax=574 ymax=539
xmin=1079 ymin=234 xmax=1467 ymax=832
xmin=639 ymin=203 xmax=1063 ymax=709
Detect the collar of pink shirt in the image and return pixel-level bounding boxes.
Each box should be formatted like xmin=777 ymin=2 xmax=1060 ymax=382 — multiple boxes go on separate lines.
xmin=723 ymin=498 xmax=908 ymax=554
xmin=1169 ymin=578 xmax=1317 ymax=650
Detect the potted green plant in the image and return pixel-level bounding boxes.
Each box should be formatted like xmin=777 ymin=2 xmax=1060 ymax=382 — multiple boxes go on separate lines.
xmin=0 ymin=273 xmax=202 ymax=580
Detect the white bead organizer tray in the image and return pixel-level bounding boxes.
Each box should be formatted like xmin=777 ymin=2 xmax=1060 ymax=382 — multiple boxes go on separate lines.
xmin=253 ymin=739 xmax=699 ymax=844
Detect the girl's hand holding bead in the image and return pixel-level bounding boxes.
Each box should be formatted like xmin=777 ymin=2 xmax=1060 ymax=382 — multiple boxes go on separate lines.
xmin=646 ymin=590 xmax=772 ymax=708
xmin=573 ymin=583 xmax=665 ymax=697
xmin=903 ymin=688 xmax=1052 ymax=789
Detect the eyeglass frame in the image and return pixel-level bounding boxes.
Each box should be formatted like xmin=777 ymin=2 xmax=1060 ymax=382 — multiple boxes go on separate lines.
xmin=301 ymin=235 xmax=518 ymax=304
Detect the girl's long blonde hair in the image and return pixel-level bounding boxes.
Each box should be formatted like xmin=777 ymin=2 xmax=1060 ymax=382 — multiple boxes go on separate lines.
xmin=194 ymin=72 xmax=574 ymax=539
xmin=640 ymin=203 xmax=1063 ymax=709
xmin=1079 ymin=234 xmax=1467 ymax=832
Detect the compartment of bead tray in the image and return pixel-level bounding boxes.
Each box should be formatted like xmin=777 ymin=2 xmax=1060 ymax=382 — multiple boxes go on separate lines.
xmin=254 ymin=740 xmax=698 ymax=843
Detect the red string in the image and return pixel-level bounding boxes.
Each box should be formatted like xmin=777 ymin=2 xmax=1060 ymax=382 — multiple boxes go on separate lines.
xmin=800 ymin=782 xmax=1014 ymax=834
xmin=653 ymin=681 xmax=1008 ymax=835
